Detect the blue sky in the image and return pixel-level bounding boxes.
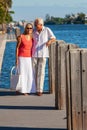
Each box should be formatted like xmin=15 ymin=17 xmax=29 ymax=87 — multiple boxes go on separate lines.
xmin=12 ymin=0 xmax=87 ymax=21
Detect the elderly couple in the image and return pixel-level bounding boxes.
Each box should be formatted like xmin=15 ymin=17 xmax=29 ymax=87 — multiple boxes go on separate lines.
xmin=15 ymin=18 xmax=56 ymax=96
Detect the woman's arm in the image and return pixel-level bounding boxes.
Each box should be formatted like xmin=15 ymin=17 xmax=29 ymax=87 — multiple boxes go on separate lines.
xmin=15 ymin=35 xmax=21 ymax=66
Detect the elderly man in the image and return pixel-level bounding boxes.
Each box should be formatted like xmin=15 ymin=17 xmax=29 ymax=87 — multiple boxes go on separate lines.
xmin=32 ymin=18 xmax=56 ymax=96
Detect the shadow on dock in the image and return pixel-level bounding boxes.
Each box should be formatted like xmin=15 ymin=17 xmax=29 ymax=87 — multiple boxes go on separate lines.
xmin=0 ymin=127 xmax=67 ymax=130
xmin=0 ymin=90 xmax=50 ymax=96
xmin=0 ymin=90 xmax=15 ymax=96
xmin=0 ymin=90 xmax=55 ymax=110
xmin=0 ymin=105 xmax=55 ymax=110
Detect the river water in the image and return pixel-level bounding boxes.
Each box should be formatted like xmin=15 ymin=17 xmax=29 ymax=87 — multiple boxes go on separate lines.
xmin=0 ymin=24 xmax=87 ymax=91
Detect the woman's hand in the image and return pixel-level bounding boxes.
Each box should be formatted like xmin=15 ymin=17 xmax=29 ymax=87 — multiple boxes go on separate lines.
xmin=15 ymin=59 xmax=18 ymax=66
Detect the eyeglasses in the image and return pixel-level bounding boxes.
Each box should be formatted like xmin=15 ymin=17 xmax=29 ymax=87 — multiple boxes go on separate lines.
xmin=26 ymin=27 xmax=33 ymax=30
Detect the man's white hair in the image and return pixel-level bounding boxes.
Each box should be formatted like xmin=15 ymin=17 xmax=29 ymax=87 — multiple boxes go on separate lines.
xmin=34 ymin=18 xmax=44 ymax=25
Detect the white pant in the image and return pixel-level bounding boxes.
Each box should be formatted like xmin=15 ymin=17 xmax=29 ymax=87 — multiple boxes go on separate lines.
xmin=32 ymin=58 xmax=46 ymax=92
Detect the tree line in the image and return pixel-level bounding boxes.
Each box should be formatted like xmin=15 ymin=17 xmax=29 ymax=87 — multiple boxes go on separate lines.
xmin=45 ymin=13 xmax=87 ymax=25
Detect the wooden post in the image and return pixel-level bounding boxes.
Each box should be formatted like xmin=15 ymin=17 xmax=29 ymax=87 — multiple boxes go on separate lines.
xmin=49 ymin=40 xmax=66 ymax=94
xmin=66 ymin=49 xmax=84 ymax=130
xmin=66 ymin=49 xmax=87 ymax=130
xmin=81 ymin=50 xmax=87 ymax=130
xmin=55 ymin=43 xmax=79 ymax=110
xmin=66 ymin=51 xmax=72 ymax=130
xmin=55 ymin=43 xmax=69 ymax=109
xmin=49 ymin=41 xmax=57 ymax=93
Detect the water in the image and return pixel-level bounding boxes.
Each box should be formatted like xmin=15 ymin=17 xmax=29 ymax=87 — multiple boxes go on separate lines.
xmin=0 ymin=24 xmax=87 ymax=91
xmin=0 ymin=42 xmax=16 ymax=88
xmin=47 ymin=24 xmax=87 ymax=48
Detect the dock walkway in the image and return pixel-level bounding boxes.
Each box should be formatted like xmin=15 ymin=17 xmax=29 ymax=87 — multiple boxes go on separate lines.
xmin=0 ymin=89 xmax=66 ymax=130
xmin=0 ymin=33 xmax=67 ymax=130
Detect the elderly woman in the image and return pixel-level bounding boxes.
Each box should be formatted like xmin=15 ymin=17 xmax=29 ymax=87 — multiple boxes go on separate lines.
xmin=15 ymin=23 xmax=36 ymax=95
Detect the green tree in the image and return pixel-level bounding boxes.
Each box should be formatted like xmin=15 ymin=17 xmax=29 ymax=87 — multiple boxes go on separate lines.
xmin=45 ymin=14 xmax=64 ymax=25
xmin=76 ymin=13 xmax=85 ymax=24
xmin=64 ymin=14 xmax=72 ymax=24
xmin=0 ymin=3 xmax=5 ymax=23
xmin=44 ymin=12 xmax=86 ymax=25
xmin=0 ymin=0 xmax=13 ymax=23
xmin=45 ymin=14 xmax=51 ymax=22
xmin=0 ymin=0 xmax=14 ymax=32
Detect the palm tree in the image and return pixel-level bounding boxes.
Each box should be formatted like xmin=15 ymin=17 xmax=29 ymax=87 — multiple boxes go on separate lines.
xmin=0 ymin=0 xmax=12 ymax=22
xmin=0 ymin=0 xmax=13 ymax=32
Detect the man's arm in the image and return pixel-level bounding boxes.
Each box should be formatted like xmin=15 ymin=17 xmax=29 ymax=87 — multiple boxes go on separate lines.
xmin=46 ymin=38 xmax=56 ymax=47
xmin=46 ymin=27 xmax=56 ymax=47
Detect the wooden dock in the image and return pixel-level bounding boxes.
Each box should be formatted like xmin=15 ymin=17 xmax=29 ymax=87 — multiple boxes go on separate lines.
xmin=0 ymin=89 xmax=67 ymax=130
xmin=6 ymin=33 xmax=16 ymax=42
xmin=0 ymin=34 xmax=67 ymax=130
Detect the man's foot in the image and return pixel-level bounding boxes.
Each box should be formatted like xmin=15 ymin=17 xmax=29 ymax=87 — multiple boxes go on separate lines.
xmin=37 ymin=92 xmax=43 ymax=96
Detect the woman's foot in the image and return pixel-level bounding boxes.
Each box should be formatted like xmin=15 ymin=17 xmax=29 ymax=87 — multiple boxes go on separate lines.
xmin=23 ymin=93 xmax=29 ymax=96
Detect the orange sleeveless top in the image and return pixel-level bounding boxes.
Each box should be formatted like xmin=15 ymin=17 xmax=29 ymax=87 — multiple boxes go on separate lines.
xmin=18 ymin=34 xmax=32 ymax=57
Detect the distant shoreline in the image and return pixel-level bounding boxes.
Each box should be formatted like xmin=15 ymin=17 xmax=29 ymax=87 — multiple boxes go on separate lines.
xmin=45 ymin=23 xmax=87 ymax=25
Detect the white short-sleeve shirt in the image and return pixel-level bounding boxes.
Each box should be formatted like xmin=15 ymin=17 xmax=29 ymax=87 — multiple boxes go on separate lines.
xmin=32 ymin=26 xmax=56 ymax=57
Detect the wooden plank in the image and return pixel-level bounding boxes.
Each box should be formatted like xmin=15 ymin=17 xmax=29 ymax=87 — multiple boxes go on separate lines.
xmin=55 ymin=43 xmax=68 ymax=109
xmin=60 ymin=44 xmax=69 ymax=109
xmin=55 ymin=42 xmax=60 ymax=109
xmin=57 ymin=40 xmax=66 ymax=44
xmin=51 ymin=42 xmax=56 ymax=93
xmin=55 ymin=43 xmax=78 ymax=110
xmin=49 ymin=42 xmax=57 ymax=93
xmin=70 ymin=50 xmax=82 ymax=130
xmin=48 ymin=45 xmax=52 ymax=93
xmin=81 ymin=50 xmax=87 ymax=130
xmin=66 ymin=44 xmax=79 ymax=130
xmin=68 ymin=44 xmax=79 ymax=49
xmin=66 ymin=51 xmax=72 ymax=130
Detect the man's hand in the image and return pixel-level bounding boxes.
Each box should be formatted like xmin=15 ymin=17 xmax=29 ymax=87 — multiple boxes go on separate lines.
xmin=46 ymin=40 xmax=51 ymax=47
xmin=46 ymin=38 xmax=56 ymax=47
